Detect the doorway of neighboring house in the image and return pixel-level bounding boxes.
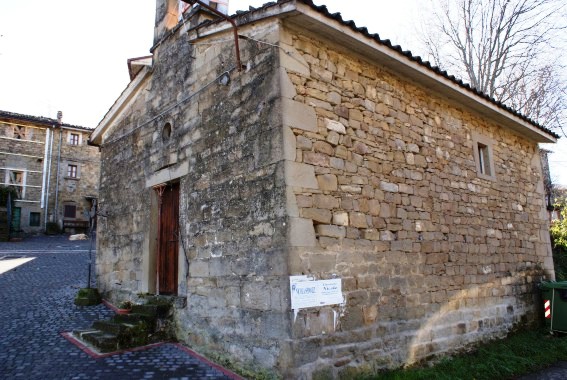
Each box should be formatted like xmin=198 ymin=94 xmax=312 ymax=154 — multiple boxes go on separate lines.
xmin=156 ymin=182 xmax=179 ymax=295
xmin=10 ymin=207 xmax=21 ymax=234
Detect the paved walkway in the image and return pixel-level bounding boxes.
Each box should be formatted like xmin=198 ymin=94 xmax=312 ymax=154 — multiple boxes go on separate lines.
xmin=4 ymin=235 xmax=567 ymax=380
xmin=0 ymin=235 xmax=240 ymax=380
xmin=516 ymin=361 xmax=567 ymax=380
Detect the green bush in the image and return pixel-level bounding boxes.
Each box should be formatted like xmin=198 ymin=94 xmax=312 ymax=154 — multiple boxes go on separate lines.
xmin=0 ymin=186 xmax=18 ymax=209
xmin=551 ymin=205 xmax=567 ymax=250
xmin=551 ymin=204 xmax=567 ymax=280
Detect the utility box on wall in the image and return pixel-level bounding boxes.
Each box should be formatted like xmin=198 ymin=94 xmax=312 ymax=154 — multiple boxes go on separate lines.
xmin=541 ymin=281 xmax=567 ymax=333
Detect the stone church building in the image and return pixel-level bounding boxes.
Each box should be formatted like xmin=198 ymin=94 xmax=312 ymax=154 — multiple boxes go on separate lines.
xmin=90 ymin=0 xmax=558 ymax=377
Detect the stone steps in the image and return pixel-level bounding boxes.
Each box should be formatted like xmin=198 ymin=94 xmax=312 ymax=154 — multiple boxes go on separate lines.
xmin=131 ymin=303 xmax=171 ymax=318
xmin=73 ymin=297 xmax=174 ymax=353
xmin=92 ymin=320 xmax=134 ymax=335
xmin=113 ymin=312 xmax=154 ymax=326
xmin=75 ymin=329 xmax=119 ymax=353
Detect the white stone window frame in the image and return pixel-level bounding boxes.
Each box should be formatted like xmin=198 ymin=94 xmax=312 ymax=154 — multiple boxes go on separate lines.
xmin=65 ymin=162 xmax=81 ymax=180
xmin=67 ymin=131 xmax=82 ymax=145
xmin=4 ymin=169 xmax=27 ymax=198
xmin=472 ymin=132 xmax=496 ymax=181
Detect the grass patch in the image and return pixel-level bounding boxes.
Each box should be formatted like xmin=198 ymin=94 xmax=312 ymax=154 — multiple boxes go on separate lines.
xmin=367 ymin=328 xmax=567 ymax=380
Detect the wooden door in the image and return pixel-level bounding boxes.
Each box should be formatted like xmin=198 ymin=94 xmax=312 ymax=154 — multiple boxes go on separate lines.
xmin=157 ymin=182 xmax=179 ymax=295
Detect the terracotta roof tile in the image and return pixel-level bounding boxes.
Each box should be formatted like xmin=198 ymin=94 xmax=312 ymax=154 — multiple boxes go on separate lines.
xmin=0 ymin=110 xmax=91 ymax=131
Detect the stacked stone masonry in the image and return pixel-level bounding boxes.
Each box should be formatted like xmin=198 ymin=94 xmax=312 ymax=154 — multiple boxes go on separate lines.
xmin=93 ymin=4 xmax=554 ymax=379
xmin=97 ymin=12 xmax=292 ymax=372
xmin=282 ymin=29 xmax=551 ymax=377
xmin=0 ymin=114 xmax=99 ymax=234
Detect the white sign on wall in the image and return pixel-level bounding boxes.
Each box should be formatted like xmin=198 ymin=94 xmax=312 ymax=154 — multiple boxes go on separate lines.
xmin=289 ymin=275 xmax=343 ymax=310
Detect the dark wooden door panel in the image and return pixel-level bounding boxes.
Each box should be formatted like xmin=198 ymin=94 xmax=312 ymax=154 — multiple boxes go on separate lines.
xmin=158 ymin=182 xmax=179 ymax=295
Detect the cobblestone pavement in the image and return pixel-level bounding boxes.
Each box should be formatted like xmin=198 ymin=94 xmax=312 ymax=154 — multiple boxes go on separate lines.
xmin=0 ymin=235 xmax=239 ymax=380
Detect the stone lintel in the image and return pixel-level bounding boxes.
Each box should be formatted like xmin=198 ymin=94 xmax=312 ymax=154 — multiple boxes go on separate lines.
xmin=145 ymin=161 xmax=189 ymax=188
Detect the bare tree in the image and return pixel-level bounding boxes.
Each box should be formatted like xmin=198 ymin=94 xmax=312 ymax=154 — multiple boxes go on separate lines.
xmin=422 ymin=0 xmax=566 ymax=134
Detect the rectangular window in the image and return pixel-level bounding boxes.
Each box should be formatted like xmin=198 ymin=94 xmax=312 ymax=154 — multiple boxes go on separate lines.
xmin=29 ymin=212 xmax=40 ymax=227
xmin=64 ymin=205 xmax=76 ymax=219
xmin=8 ymin=170 xmax=23 ymax=185
xmin=6 ymin=170 xmax=25 ymax=198
xmin=477 ymin=143 xmax=491 ymax=176
xmin=69 ymin=133 xmax=80 ymax=145
xmin=67 ymin=164 xmax=78 ymax=178
xmin=472 ymin=133 xmax=496 ymax=180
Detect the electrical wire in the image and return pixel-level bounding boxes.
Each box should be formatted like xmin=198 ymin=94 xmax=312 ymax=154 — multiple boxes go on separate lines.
xmin=238 ymin=34 xmax=281 ymax=49
xmin=239 ymin=34 xmax=309 ymax=69
xmin=102 ymin=67 xmax=236 ymax=147
xmin=102 ymin=34 xmax=284 ymax=147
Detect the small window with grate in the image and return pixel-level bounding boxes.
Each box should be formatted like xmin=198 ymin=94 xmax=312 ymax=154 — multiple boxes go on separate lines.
xmin=29 ymin=212 xmax=40 ymax=227
xmin=64 ymin=205 xmax=76 ymax=219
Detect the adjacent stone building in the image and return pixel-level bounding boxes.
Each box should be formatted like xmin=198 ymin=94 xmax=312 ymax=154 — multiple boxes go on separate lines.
xmin=0 ymin=110 xmax=100 ymax=235
xmin=90 ymin=0 xmax=559 ymax=377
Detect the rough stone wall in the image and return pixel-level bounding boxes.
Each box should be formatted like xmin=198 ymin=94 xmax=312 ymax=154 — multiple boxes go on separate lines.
xmin=96 ymin=16 xmax=292 ymax=369
xmin=46 ymin=128 xmax=100 ymax=227
xmin=0 ymin=123 xmax=46 ymax=232
xmin=176 ymin=21 xmax=291 ymax=368
xmin=97 ymin=121 xmax=149 ymax=298
xmin=0 ymin=120 xmax=99 ymax=233
xmin=96 ymin=9 xmax=553 ymax=377
xmin=281 ymin=28 xmax=552 ymax=378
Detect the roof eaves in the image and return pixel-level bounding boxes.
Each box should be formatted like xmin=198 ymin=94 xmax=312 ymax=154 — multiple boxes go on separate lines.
xmin=90 ymin=66 xmax=153 ymax=146
xmin=212 ymin=0 xmax=558 ymax=140
xmin=293 ymin=0 xmax=559 ymax=140
xmin=0 ymin=110 xmax=91 ymax=131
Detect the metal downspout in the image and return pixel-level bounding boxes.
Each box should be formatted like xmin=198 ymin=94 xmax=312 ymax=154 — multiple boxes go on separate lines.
xmin=54 ymin=111 xmax=63 ymax=226
xmin=44 ymin=125 xmax=54 ymax=230
xmin=40 ymin=128 xmax=50 ymax=210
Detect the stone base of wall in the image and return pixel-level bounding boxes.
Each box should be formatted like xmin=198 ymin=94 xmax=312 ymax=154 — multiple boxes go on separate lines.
xmin=287 ymin=272 xmax=542 ymax=378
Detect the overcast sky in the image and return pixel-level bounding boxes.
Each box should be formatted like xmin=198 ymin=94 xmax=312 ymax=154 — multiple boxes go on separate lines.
xmin=0 ymin=0 xmax=564 ymax=185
